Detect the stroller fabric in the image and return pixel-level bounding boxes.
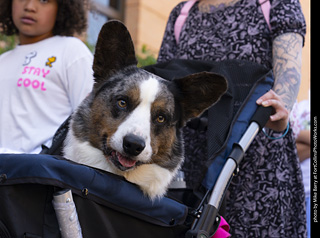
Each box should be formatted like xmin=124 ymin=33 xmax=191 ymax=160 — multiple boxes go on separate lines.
xmin=1 ymin=59 xmax=273 ymax=238
xmin=0 ymin=154 xmax=188 ymax=237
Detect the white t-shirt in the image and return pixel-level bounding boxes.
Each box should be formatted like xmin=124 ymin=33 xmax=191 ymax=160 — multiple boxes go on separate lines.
xmin=0 ymin=36 xmax=94 ymax=153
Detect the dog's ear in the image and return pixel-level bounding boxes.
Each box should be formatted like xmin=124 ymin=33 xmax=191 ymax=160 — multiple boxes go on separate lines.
xmin=173 ymin=72 xmax=228 ymax=122
xmin=93 ymin=20 xmax=137 ymax=82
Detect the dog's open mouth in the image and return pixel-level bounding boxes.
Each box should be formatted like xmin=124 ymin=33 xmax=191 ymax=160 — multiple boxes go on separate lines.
xmin=110 ymin=150 xmax=136 ymax=168
xmin=105 ymin=149 xmax=142 ymax=171
xmin=102 ymin=136 xmax=142 ymax=171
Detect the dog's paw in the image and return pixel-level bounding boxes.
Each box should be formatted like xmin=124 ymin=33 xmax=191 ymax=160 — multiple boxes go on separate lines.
xmin=124 ymin=164 xmax=175 ymax=200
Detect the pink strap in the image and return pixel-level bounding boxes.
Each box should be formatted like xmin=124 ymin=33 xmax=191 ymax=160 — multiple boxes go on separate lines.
xmin=174 ymin=0 xmax=198 ymax=44
xmin=211 ymin=216 xmax=231 ymax=238
xmin=259 ymin=0 xmax=271 ymax=30
xmin=174 ymin=0 xmax=271 ymax=44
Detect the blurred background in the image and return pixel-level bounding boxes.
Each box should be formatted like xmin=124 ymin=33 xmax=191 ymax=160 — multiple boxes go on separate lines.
xmin=0 ymin=0 xmax=310 ymax=102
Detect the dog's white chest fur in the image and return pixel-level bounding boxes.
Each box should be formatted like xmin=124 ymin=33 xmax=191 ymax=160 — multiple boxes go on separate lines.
xmin=64 ymin=131 xmax=175 ymax=199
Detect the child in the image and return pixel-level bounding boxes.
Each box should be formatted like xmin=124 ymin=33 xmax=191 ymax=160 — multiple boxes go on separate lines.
xmin=0 ymin=0 xmax=94 ymax=153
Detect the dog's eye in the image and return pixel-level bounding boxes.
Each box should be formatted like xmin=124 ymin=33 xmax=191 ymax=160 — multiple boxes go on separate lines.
xmin=117 ymin=99 xmax=127 ymax=109
xmin=156 ymin=115 xmax=166 ymax=124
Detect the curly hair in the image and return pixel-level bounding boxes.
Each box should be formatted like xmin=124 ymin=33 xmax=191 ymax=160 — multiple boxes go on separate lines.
xmin=0 ymin=0 xmax=88 ymax=36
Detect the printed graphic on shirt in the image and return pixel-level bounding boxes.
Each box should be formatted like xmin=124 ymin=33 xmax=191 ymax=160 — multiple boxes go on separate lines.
xmin=17 ymin=66 xmax=50 ymax=91
xmin=23 ymin=51 xmax=37 ymax=66
xmin=46 ymin=56 xmax=56 ymax=68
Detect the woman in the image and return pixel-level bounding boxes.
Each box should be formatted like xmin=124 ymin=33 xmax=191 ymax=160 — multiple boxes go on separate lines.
xmin=158 ymin=0 xmax=307 ymax=236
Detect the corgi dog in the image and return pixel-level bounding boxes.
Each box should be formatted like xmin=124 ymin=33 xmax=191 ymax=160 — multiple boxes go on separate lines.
xmin=63 ymin=21 xmax=227 ymax=200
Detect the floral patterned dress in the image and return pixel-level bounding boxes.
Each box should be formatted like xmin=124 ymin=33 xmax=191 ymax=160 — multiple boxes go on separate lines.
xmin=158 ymin=0 xmax=307 ymax=237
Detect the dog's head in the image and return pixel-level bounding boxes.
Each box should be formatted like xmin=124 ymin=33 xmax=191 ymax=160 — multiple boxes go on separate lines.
xmin=70 ymin=21 xmax=227 ymax=177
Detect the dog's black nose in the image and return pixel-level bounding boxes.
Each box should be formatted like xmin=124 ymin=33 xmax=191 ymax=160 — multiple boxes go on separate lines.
xmin=123 ymin=134 xmax=145 ymax=156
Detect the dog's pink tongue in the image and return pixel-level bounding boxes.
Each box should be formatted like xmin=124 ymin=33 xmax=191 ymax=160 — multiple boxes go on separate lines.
xmin=117 ymin=152 xmax=137 ymax=168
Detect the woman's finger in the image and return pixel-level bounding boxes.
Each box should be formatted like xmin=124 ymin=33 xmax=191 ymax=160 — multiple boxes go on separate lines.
xmin=256 ymin=90 xmax=289 ymax=131
xmin=261 ymin=98 xmax=283 ymax=108
xmin=270 ymin=108 xmax=287 ymax=121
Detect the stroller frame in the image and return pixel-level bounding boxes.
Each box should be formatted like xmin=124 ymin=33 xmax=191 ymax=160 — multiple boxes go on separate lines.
xmin=187 ymin=106 xmax=272 ymax=237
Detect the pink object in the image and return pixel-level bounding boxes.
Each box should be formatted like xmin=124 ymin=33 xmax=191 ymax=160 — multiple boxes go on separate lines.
xmin=174 ymin=0 xmax=198 ymax=43
xmin=259 ymin=0 xmax=271 ymax=30
xmin=211 ymin=216 xmax=231 ymax=238
xmin=174 ymin=0 xmax=271 ymax=44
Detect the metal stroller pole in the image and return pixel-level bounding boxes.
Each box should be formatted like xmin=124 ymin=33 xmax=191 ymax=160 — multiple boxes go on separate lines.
xmin=186 ymin=106 xmax=272 ymax=238
xmin=209 ymin=121 xmax=259 ymax=209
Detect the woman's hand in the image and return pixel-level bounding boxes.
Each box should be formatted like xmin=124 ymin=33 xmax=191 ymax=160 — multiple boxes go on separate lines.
xmin=258 ymin=33 xmax=303 ymax=132
xmin=256 ymin=89 xmax=289 ymax=132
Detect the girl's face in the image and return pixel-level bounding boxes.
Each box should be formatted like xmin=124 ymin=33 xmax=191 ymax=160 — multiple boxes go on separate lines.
xmin=12 ymin=0 xmax=58 ymax=45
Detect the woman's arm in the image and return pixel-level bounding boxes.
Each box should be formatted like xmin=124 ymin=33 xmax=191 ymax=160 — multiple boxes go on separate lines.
xmin=256 ymin=32 xmax=303 ymax=131
xmin=272 ymin=32 xmax=303 ymax=111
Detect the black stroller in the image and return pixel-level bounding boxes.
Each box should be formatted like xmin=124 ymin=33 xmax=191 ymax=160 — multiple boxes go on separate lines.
xmin=0 ymin=59 xmax=273 ymax=238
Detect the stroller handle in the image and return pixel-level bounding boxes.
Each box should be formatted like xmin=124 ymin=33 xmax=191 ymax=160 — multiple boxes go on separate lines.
xmin=250 ymin=105 xmax=273 ymax=131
